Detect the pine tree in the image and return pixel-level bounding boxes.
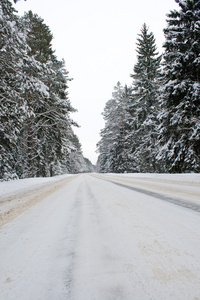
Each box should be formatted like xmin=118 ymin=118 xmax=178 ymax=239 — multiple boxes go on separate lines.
xmin=17 ymin=11 xmax=77 ymax=177
xmin=14 ymin=11 xmax=52 ymax=177
xmin=128 ymin=24 xmax=162 ymax=172
xmin=157 ymin=0 xmax=200 ymax=173
xmin=0 ymin=0 xmax=28 ymax=180
xmin=97 ymin=82 xmax=129 ymax=173
xmin=0 ymin=3 xmax=88 ymax=180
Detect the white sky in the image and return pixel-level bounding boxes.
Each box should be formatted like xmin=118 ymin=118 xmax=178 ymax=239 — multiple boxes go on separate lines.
xmin=14 ymin=0 xmax=179 ymax=164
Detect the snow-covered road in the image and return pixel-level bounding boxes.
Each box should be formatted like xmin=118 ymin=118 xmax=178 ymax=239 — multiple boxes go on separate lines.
xmin=0 ymin=173 xmax=200 ymax=299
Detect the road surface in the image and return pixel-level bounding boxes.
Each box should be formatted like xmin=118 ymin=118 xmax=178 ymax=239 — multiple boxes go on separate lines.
xmin=0 ymin=173 xmax=200 ymax=299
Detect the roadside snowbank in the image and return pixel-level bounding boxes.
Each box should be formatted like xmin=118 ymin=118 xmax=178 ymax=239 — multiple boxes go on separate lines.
xmin=105 ymin=172 xmax=200 ymax=183
xmin=0 ymin=174 xmax=73 ymax=199
xmin=0 ymin=174 xmax=76 ymax=228
xmin=93 ymin=173 xmax=200 ymax=207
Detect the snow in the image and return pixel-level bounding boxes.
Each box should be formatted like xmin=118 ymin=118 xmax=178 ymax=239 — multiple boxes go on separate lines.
xmin=0 ymin=173 xmax=200 ymax=299
xmin=0 ymin=174 xmax=75 ymax=227
xmin=98 ymin=173 xmax=200 ymax=208
xmin=0 ymin=174 xmax=73 ymax=199
xmin=106 ymin=172 xmax=200 ymax=183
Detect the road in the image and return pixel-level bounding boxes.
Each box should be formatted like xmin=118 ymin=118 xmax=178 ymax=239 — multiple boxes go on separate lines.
xmin=0 ymin=173 xmax=200 ymax=299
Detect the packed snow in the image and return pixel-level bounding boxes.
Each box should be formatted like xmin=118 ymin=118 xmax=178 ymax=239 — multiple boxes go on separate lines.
xmin=0 ymin=173 xmax=200 ymax=299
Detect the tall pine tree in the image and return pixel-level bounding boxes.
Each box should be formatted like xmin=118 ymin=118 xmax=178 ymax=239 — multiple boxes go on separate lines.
xmin=128 ymin=24 xmax=162 ymax=172
xmin=157 ymin=0 xmax=200 ymax=173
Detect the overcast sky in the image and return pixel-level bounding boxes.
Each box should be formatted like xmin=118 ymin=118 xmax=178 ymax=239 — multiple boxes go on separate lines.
xmin=14 ymin=0 xmax=179 ymax=164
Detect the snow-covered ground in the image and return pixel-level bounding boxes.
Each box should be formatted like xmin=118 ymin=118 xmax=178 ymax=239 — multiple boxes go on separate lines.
xmin=0 ymin=173 xmax=200 ymax=299
xmin=0 ymin=174 xmax=74 ymax=199
xmin=0 ymin=174 xmax=76 ymax=227
xmin=94 ymin=173 xmax=200 ymax=210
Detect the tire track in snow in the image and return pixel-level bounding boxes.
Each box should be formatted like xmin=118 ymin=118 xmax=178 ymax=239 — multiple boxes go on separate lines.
xmin=63 ymin=181 xmax=84 ymax=299
xmin=65 ymin=177 xmax=101 ymax=299
xmin=69 ymin=175 xmax=149 ymax=299
xmin=93 ymin=176 xmax=200 ymax=213
xmin=63 ymin=175 xmax=102 ymax=299
xmin=1 ymin=174 xmax=200 ymax=299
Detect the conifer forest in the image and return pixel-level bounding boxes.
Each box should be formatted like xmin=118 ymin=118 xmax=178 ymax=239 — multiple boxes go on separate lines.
xmin=0 ymin=0 xmax=94 ymax=180
xmin=0 ymin=0 xmax=200 ymax=180
xmin=97 ymin=1 xmax=200 ymax=174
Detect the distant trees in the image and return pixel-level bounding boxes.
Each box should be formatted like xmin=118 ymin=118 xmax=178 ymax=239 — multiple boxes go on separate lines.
xmin=97 ymin=0 xmax=200 ymax=173
xmin=0 ymin=0 xmax=94 ymax=180
xmin=97 ymin=82 xmax=130 ymax=173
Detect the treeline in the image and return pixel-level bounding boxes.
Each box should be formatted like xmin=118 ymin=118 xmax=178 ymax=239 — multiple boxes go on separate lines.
xmin=97 ymin=0 xmax=200 ymax=173
xmin=0 ymin=0 xmax=94 ymax=180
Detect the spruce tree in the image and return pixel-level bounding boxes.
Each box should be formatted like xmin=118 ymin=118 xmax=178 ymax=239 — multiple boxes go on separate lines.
xmin=128 ymin=24 xmax=161 ymax=172
xmin=0 ymin=0 xmax=28 ymax=180
xmin=157 ymin=0 xmax=200 ymax=173
xmin=97 ymin=82 xmax=129 ymax=173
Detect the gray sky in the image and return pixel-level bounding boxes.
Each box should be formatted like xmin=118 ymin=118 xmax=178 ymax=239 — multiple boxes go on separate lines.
xmin=14 ymin=0 xmax=179 ymax=164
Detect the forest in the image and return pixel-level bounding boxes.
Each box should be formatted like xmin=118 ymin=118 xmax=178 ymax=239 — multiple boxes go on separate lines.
xmin=0 ymin=0 xmax=95 ymax=181
xmin=97 ymin=0 xmax=200 ymax=174
xmin=0 ymin=0 xmax=200 ymax=181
